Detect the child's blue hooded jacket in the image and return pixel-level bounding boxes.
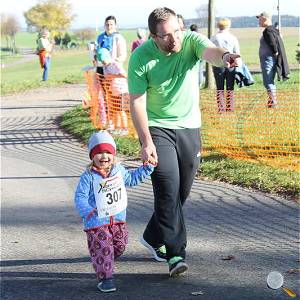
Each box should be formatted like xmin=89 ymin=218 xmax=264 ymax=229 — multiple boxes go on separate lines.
xmin=75 ymin=163 xmax=153 ymax=231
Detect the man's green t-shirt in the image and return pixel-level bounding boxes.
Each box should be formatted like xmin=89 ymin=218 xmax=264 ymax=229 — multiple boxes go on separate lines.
xmin=128 ymin=31 xmax=213 ymax=129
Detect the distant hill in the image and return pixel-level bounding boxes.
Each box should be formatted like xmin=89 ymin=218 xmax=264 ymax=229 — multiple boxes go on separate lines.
xmin=185 ymin=15 xmax=300 ymax=28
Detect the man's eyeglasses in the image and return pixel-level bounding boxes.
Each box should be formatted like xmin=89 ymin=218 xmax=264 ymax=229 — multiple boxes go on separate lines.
xmin=155 ymin=29 xmax=182 ymax=42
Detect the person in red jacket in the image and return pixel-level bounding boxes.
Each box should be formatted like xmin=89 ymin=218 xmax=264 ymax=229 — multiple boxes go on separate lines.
xmin=36 ymin=29 xmax=53 ymax=81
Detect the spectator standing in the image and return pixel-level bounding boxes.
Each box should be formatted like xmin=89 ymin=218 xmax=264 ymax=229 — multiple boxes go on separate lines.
xmin=190 ymin=24 xmax=205 ymax=87
xmin=128 ymin=7 xmax=240 ymax=277
xmin=36 ymin=29 xmax=53 ymax=81
xmin=257 ymin=11 xmax=289 ymax=108
xmin=95 ymin=16 xmax=127 ymax=76
xmin=131 ymin=28 xmax=147 ymax=52
xmin=210 ymin=18 xmax=240 ymax=112
xmin=74 ymin=131 xmax=154 ymax=293
xmin=95 ymin=16 xmax=128 ymax=132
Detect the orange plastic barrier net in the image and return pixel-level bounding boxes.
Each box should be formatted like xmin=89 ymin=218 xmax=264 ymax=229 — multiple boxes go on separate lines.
xmin=84 ymin=70 xmax=136 ymax=137
xmin=200 ymin=89 xmax=300 ymax=171
xmin=84 ymin=70 xmax=300 ymax=171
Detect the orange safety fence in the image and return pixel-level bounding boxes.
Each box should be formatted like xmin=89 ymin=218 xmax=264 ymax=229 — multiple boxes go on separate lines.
xmin=201 ymin=89 xmax=300 ymax=171
xmin=84 ymin=70 xmax=136 ymax=137
xmin=84 ymin=70 xmax=300 ymax=171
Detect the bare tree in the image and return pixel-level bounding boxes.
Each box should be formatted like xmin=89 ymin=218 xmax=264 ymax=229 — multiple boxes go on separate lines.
xmin=205 ymin=0 xmax=215 ymax=89
xmin=195 ymin=3 xmax=218 ymax=28
xmin=1 ymin=14 xmax=20 ymax=54
xmin=195 ymin=4 xmax=208 ymax=27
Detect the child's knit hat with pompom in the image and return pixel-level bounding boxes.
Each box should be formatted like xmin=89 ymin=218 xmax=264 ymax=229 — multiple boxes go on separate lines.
xmin=88 ymin=130 xmax=116 ymax=159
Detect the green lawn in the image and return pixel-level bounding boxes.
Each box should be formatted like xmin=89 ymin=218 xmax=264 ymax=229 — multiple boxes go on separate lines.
xmin=15 ymin=31 xmax=39 ymax=48
xmin=1 ymin=49 xmax=91 ymax=94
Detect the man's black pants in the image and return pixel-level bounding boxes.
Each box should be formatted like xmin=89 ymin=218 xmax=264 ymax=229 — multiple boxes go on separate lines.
xmin=143 ymin=127 xmax=201 ymax=260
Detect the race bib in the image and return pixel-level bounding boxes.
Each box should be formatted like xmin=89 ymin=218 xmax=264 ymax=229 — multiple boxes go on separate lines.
xmin=93 ymin=170 xmax=127 ymax=218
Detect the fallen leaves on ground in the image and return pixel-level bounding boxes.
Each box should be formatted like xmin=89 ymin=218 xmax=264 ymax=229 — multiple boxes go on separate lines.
xmin=221 ymin=255 xmax=235 ymax=260
xmin=286 ymin=268 xmax=300 ymax=274
xmin=282 ymin=287 xmax=297 ymax=298
xmin=190 ymin=291 xmax=204 ymax=296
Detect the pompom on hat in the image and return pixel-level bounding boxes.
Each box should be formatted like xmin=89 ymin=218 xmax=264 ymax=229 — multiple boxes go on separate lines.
xmin=88 ymin=131 xmax=116 ymax=159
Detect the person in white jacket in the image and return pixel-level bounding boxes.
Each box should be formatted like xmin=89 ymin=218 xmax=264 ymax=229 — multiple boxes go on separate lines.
xmin=94 ymin=16 xmax=128 ymax=133
xmin=211 ymin=18 xmax=240 ymax=112
xmin=95 ymin=16 xmax=127 ymax=76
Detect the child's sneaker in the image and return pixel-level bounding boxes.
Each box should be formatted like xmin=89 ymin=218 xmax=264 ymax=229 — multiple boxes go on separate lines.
xmin=97 ymin=278 xmax=116 ymax=293
xmin=140 ymin=236 xmax=167 ymax=262
xmin=168 ymin=256 xmax=188 ymax=277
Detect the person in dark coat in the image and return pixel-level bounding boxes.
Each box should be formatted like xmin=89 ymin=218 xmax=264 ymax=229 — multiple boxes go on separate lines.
xmin=257 ymin=11 xmax=289 ymax=108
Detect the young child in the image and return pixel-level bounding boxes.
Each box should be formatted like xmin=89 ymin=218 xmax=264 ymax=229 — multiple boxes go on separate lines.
xmin=74 ymin=130 xmax=155 ymax=293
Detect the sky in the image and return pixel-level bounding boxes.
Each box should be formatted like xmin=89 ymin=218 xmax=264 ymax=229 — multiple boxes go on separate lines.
xmin=1 ymin=0 xmax=299 ymax=29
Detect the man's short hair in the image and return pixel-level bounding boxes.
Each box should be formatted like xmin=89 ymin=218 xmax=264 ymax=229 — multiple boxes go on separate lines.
xmin=148 ymin=7 xmax=176 ymax=35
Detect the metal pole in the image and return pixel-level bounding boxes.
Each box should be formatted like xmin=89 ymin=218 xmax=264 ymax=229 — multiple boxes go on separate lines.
xmin=205 ymin=0 xmax=215 ymax=89
xmin=277 ymin=0 xmax=281 ymax=32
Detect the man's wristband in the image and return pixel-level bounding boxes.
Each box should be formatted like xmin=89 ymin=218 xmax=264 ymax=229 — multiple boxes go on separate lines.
xmin=222 ymin=51 xmax=230 ymax=60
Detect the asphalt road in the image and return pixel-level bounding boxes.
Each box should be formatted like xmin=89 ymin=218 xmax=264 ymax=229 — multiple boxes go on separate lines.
xmin=1 ymin=84 xmax=299 ymax=300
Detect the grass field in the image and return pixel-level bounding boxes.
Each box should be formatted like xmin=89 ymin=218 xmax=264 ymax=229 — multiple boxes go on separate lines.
xmin=1 ymin=49 xmax=92 ymax=94
xmin=1 ymin=27 xmax=299 ymax=95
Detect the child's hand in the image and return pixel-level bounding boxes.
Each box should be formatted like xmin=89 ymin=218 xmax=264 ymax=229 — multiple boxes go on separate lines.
xmin=143 ymin=157 xmax=157 ymax=167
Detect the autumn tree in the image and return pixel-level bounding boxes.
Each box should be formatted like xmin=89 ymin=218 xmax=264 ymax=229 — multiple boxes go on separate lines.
xmin=1 ymin=13 xmax=20 ymax=54
xmin=24 ymin=0 xmax=75 ymax=33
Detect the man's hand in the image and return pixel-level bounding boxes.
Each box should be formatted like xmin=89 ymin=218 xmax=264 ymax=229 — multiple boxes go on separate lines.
xmin=141 ymin=142 xmax=158 ymax=166
xmin=222 ymin=52 xmax=241 ymax=68
xmin=203 ymin=47 xmax=241 ymax=68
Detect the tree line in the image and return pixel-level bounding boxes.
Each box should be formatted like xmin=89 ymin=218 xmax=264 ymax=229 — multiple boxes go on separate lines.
xmin=185 ymin=15 xmax=299 ymax=29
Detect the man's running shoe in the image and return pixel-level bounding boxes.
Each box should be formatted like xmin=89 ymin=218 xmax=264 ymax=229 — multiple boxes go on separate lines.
xmin=140 ymin=236 xmax=167 ymax=262
xmin=168 ymin=256 xmax=188 ymax=277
